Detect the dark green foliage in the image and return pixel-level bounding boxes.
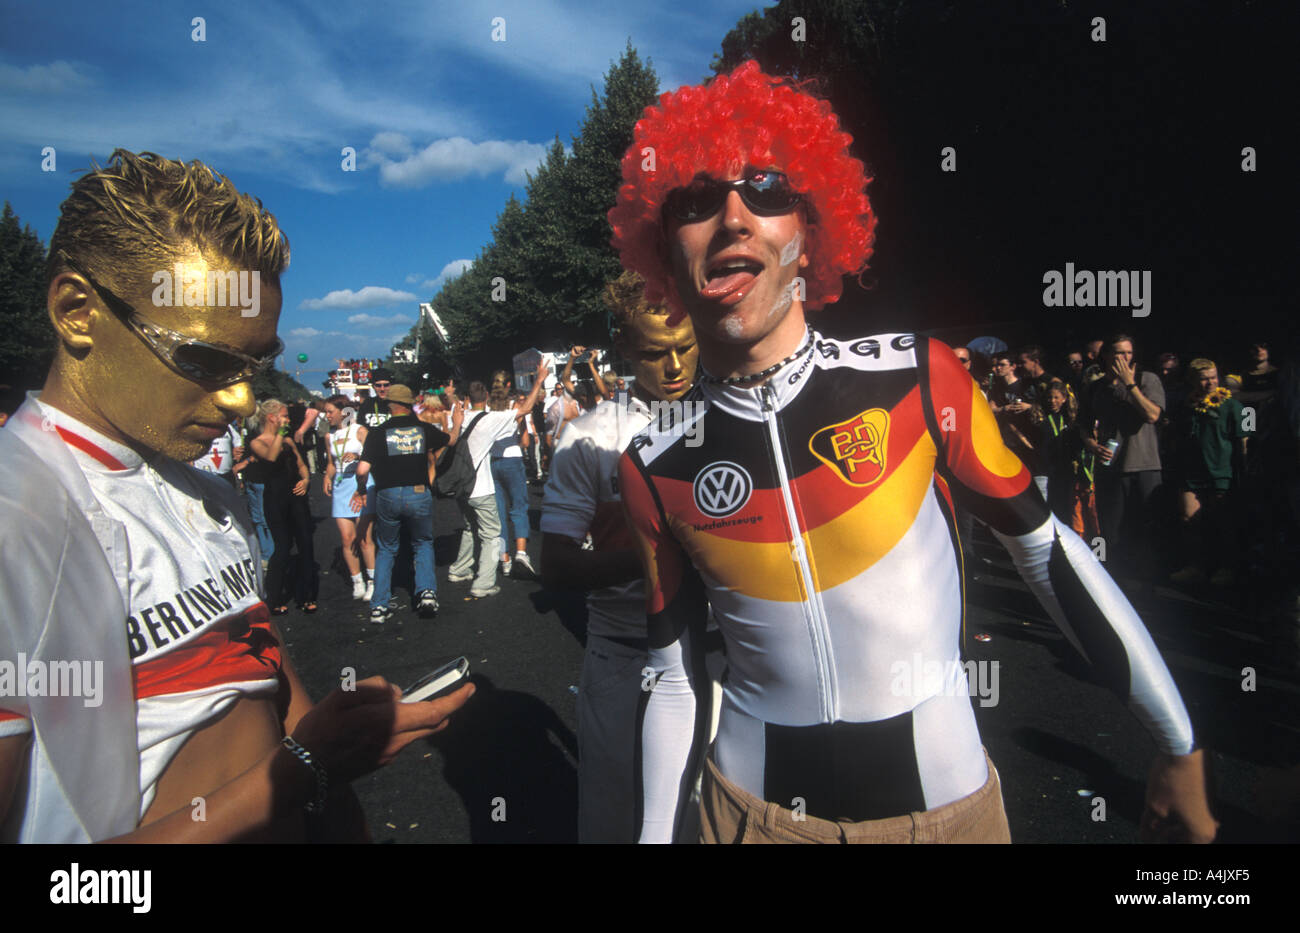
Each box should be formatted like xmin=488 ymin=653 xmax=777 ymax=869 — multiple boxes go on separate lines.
xmin=0 ymin=202 xmax=55 ymax=390
xmin=408 ymin=44 xmax=660 ymax=377
xmin=251 ymin=367 xmax=312 ymax=402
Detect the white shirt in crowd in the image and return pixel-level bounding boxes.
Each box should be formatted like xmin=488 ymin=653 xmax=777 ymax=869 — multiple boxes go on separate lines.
xmin=191 ymin=424 xmax=242 ymax=475
xmin=462 ymin=409 xmax=525 ymax=499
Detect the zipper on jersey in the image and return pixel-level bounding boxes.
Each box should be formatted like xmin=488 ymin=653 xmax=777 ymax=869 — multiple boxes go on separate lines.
xmin=760 ymin=383 xmax=837 ymax=721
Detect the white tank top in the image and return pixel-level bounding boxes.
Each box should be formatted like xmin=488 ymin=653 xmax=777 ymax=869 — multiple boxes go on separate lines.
xmin=329 ymin=424 xmax=365 ymax=475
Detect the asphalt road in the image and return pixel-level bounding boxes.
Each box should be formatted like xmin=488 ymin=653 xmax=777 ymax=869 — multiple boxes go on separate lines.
xmin=276 ymin=480 xmax=1300 ymax=844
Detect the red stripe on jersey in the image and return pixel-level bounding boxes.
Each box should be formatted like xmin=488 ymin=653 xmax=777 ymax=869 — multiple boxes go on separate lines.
xmin=934 ymin=473 xmax=955 ymax=513
xmin=925 ymin=338 xmax=1032 ymax=500
xmin=55 ymin=426 xmax=128 ymax=470
xmin=0 ymin=709 xmax=25 ymax=723
xmin=133 ymin=603 xmax=282 ymax=700
xmin=619 ymin=452 xmax=682 ymax=616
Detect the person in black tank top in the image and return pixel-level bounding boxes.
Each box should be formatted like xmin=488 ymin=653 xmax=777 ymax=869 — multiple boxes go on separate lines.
xmin=249 ymin=400 xmax=317 ymax=613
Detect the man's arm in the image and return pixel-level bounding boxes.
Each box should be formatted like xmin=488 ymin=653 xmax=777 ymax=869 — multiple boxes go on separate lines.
xmin=350 ymin=459 xmax=371 ymax=513
xmin=560 ymin=347 xmax=582 ymax=398
xmin=1113 ymin=358 xmax=1163 ymax=424
xmin=618 ymin=448 xmax=711 ymax=844
xmin=273 ymin=623 xmax=367 ymax=841
xmin=0 ymin=672 xmax=471 ymax=842
xmin=922 ymin=338 xmax=1215 ymax=842
xmin=102 ymin=678 xmax=473 ymax=842
xmin=293 ymin=408 xmax=318 ymax=445
xmin=588 ymin=354 xmax=612 ymax=400
xmin=446 ymin=401 xmax=465 ymax=445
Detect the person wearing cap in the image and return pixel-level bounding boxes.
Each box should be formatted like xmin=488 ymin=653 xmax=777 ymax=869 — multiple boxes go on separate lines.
xmin=352 ymin=384 xmax=450 ymax=623
xmin=358 ymin=368 xmax=394 ymax=429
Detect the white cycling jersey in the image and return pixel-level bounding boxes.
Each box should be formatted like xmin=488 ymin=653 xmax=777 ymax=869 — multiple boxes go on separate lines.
xmin=0 ymin=402 xmax=280 ymax=824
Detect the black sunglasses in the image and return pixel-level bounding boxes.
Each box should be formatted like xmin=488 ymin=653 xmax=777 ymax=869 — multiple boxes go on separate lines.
xmin=663 ymin=170 xmax=803 ymax=223
xmin=59 ymin=251 xmax=282 ymax=387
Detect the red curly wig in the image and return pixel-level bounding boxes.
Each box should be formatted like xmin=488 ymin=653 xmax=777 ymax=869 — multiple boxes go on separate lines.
xmin=608 ymin=61 xmax=875 ymax=314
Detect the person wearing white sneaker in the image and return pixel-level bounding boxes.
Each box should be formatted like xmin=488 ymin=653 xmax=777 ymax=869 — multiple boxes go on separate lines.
xmin=512 ymin=550 xmax=536 ymax=578
xmin=488 ymin=386 xmax=534 ymax=580
xmin=447 ymin=360 xmax=550 ymax=599
xmin=352 ymin=385 xmax=450 ymax=620
xmin=321 ymin=395 xmax=375 ymax=600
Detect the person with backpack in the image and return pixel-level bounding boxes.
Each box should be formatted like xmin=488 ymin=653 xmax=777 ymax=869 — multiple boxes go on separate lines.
xmin=351 ymin=385 xmax=450 ymax=624
xmin=445 ymin=360 xmax=549 ymax=599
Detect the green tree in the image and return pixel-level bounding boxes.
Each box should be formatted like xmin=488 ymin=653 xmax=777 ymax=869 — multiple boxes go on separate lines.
xmin=0 ymin=202 xmax=55 ymax=390
xmin=251 ymin=367 xmax=312 ymax=402
xmin=414 ymin=43 xmax=660 ymax=377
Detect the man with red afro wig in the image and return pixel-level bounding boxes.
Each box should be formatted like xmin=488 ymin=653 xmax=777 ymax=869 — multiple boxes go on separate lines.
xmin=609 ymin=60 xmax=874 ymax=322
xmin=612 ymin=62 xmax=1216 ymax=845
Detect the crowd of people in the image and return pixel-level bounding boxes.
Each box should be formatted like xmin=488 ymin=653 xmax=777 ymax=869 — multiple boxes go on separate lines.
xmin=959 ymin=335 xmax=1285 ymax=589
xmin=184 ymin=340 xmax=653 ymax=629
xmin=8 ymin=60 xmax=1296 ymax=845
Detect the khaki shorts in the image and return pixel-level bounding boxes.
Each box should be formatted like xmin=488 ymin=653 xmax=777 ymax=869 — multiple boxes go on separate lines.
xmin=700 ymin=749 xmax=1011 ymax=844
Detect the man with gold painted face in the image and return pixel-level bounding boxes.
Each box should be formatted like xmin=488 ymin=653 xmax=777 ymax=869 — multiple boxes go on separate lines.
xmin=541 ymin=269 xmax=722 ymax=843
xmin=610 ymin=63 xmax=1216 ymax=844
xmin=0 ymin=151 xmax=472 ymax=842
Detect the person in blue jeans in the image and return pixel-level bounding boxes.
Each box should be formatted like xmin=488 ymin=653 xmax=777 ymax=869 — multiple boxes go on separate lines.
xmin=488 ymin=387 xmax=535 ymax=578
xmin=352 ymin=385 xmax=450 ymax=624
xmin=234 ymin=419 xmax=275 ymax=560
xmin=242 ymin=478 xmax=275 ymax=560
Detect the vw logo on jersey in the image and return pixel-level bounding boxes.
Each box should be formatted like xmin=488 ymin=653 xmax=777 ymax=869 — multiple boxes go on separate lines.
xmin=693 ymin=461 xmax=753 ymax=518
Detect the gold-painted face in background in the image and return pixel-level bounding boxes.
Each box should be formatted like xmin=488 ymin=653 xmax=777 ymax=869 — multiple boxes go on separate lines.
xmin=75 ymin=249 xmax=281 ymax=461
xmin=618 ymin=311 xmax=698 ymax=404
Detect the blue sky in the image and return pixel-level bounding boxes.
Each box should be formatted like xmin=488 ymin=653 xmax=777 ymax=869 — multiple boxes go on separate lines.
xmin=0 ymin=0 xmax=766 ymax=386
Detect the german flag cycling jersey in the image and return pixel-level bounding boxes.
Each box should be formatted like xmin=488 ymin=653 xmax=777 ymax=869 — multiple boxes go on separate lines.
xmin=618 ymin=331 xmax=1194 ymax=843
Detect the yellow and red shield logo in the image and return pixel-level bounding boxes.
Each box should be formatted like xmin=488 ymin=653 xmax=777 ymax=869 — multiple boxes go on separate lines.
xmin=809 ymin=408 xmax=890 ymax=487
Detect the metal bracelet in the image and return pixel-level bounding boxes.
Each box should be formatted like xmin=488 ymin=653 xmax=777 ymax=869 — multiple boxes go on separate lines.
xmin=281 ymin=735 xmax=329 ymax=815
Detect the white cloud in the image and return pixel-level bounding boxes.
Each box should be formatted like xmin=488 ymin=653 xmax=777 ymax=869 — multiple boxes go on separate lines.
xmin=300 ymin=286 xmax=418 ymax=310
xmin=405 ymin=259 xmax=474 ymax=291
xmin=437 ymin=258 xmax=473 ymax=280
xmin=348 ymin=313 xmax=414 ymax=328
xmin=288 ymin=327 xmax=324 ymax=338
xmin=0 ymin=60 xmax=94 ymax=93
xmin=366 ymin=137 xmax=549 ymax=188
xmin=405 ymin=2 xmax=729 ymax=97
xmin=369 ymin=132 xmax=414 ymax=157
